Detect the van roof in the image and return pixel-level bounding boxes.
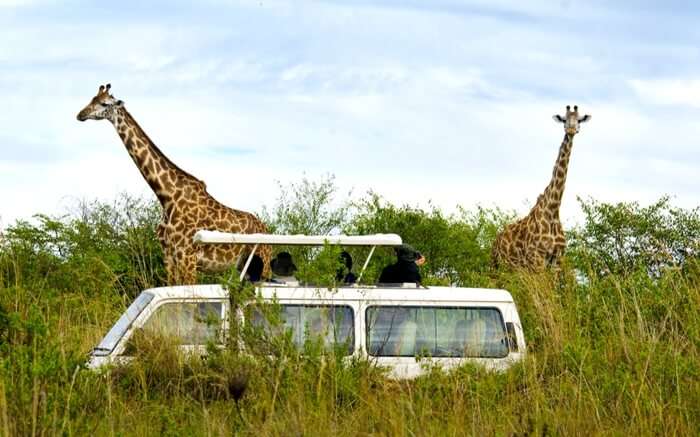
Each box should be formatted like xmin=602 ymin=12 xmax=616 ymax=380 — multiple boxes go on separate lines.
xmin=194 ymin=231 xmax=403 ymax=246
xmin=142 ymin=284 xmax=515 ymax=303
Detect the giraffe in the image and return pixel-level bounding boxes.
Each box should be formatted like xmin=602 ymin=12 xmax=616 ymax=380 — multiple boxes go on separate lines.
xmin=77 ymin=84 xmax=271 ymax=284
xmin=491 ymin=105 xmax=591 ymax=270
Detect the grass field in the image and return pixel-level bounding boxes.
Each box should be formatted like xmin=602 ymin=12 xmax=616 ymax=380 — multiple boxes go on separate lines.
xmin=0 ymin=191 xmax=698 ymax=436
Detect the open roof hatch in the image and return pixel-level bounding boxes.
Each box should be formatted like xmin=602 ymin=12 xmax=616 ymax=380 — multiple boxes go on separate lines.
xmin=193 ymin=231 xmax=403 ymax=282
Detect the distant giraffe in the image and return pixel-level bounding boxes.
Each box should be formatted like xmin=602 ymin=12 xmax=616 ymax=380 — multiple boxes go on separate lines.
xmin=491 ymin=105 xmax=591 ymax=270
xmin=77 ymin=84 xmax=271 ymax=284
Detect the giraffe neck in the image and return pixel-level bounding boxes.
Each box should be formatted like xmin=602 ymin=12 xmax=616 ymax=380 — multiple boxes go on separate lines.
xmin=542 ymin=133 xmax=574 ymax=213
xmin=109 ymin=107 xmax=204 ymax=213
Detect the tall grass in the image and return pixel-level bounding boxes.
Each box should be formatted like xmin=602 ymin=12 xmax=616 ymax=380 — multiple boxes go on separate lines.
xmin=0 ymin=190 xmax=698 ymax=435
xmin=1 ymin=261 xmax=697 ymax=435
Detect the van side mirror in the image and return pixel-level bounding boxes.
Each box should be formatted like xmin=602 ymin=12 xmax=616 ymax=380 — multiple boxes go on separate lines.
xmin=505 ymin=322 xmax=519 ymax=352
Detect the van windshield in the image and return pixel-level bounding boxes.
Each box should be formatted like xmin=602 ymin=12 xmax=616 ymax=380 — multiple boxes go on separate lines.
xmin=93 ymin=292 xmax=154 ymax=356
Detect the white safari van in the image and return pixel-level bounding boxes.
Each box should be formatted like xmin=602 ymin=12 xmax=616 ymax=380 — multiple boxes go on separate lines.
xmin=88 ymin=232 xmax=526 ymax=378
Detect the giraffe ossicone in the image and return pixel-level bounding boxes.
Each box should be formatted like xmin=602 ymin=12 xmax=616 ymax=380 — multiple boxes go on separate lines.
xmin=491 ymin=105 xmax=591 ymax=271
xmin=77 ymin=84 xmax=272 ymax=284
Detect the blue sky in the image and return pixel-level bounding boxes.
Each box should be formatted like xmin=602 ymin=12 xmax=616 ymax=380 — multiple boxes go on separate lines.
xmin=1 ymin=0 xmax=698 ymax=227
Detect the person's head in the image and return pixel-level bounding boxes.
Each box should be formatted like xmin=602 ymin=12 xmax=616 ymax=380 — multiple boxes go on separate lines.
xmin=336 ymin=251 xmax=353 ymax=281
xmin=271 ymin=251 xmax=297 ymax=277
xmin=395 ymin=244 xmax=422 ymax=264
xmin=339 ymin=251 xmax=353 ymax=270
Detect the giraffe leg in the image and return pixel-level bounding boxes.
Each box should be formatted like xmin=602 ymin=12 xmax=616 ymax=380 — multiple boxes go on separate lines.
xmin=157 ymin=223 xmax=177 ymax=285
xmin=258 ymin=244 xmax=272 ymax=280
xmin=490 ymin=237 xmax=503 ymax=270
xmin=173 ymin=248 xmax=198 ymax=285
xmin=548 ymin=245 xmax=566 ymax=271
xmin=546 ymin=222 xmax=565 ymax=268
xmin=163 ymin=250 xmax=177 ymax=285
xmin=530 ymin=249 xmax=548 ymax=272
xmin=180 ymin=256 xmax=198 ymax=285
xmin=491 ymin=232 xmax=515 ymax=271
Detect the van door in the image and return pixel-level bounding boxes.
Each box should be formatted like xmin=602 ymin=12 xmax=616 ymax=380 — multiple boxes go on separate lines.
xmin=501 ymin=302 xmax=526 ymax=357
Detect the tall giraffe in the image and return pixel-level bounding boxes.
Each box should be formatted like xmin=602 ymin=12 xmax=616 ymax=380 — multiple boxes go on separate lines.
xmin=491 ymin=105 xmax=591 ymax=270
xmin=77 ymin=84 xmax=271 ymax=284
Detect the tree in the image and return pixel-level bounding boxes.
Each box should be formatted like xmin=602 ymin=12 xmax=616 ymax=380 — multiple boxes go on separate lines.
xmin=567 ymin=196 xmax=700 ymax=277
xmin=347 ymin=193 xmax=512 ymax=285
xmin=259 ymin=174 xmax=352 ymax=236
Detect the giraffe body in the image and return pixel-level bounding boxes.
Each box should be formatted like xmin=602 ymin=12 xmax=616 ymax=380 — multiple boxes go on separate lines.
xmin=78 ymin=84 xmax=271 ymax=284
xmin=491 ymin=193 xmax=566 ymax=270
xmin=492 ymin=105 xmax=591 ymax=270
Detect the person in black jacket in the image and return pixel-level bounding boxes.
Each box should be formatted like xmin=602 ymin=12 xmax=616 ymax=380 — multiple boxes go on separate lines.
xmin=336 ymin=251 xmax=358 ymax=284
xmin=238 ymin=253 xmax=264 ymax=282
xmin=245 ymin=254 xmax=264 ymax=282
xmin=378 ymin=244 xmax=426 ymax=284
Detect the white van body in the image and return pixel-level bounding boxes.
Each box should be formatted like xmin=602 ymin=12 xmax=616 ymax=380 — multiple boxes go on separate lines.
xmin=88 ymin=283 xmax=526 ymax=378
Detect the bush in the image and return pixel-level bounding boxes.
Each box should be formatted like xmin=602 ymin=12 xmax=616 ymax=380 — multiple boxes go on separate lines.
xmin=0 ymin=194 xmax=164 ymax=297
xmin=0 ymin=180 xmax=698 ymax=435
xmin=568 ymin=196 xmax=700 ymax=277
xmin=347 ymin=193 xmax=513 ymax=285
xmin=259 ymin=174 xmax=351 ymax=236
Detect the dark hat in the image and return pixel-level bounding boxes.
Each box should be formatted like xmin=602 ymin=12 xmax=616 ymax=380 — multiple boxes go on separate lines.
xmin=271 ymin=251 xmax=297 ymax=276
xmin=339 ymin=251 xmax=353 ymax=270
xmin=395 ymin=244 xmax=421 ymax=263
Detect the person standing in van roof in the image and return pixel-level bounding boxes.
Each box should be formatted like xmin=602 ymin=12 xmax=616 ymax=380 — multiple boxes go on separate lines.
xmin=271 ymin=251 xmax=298 ymax=283
xmin=241 ymin=254 xmax=264 ymax=282
xmin=336 ymin=251 xmax=358 ymax=284
xmin=378 ymin=244 xmax=426 ymax=284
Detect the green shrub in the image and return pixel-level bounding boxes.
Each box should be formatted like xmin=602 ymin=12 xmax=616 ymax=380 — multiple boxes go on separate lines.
xmin=347 ymin=193 xmax=513 ymax=285
xmin=0 ymin=181 xmax=697 ymax=435
xmin=568 ymin=196 xmax=700 ymax=277
xmin=0 ymin=194 xmax=164 ymax=297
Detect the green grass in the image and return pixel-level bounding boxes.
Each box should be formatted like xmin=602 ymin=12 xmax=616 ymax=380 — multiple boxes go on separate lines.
xmin=0 ymin=266 xmax=697 ymax=436
xmin=0 ymin=191 xmax=698 ymax=435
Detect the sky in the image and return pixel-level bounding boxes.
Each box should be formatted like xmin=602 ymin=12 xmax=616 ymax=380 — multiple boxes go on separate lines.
xmin=1 ymin=0 xmax=699 ymax=229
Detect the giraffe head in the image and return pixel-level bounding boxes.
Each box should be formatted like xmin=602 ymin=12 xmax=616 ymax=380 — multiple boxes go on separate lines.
xmin=552 ymin=105 xmax=591 ymax=136
xmin=76 ymin=84 xmax=124 ymax=122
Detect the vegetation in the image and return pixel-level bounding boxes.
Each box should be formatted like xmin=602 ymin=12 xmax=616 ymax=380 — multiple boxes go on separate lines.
xmin=0 ymin=178 xmax=698 ymax=435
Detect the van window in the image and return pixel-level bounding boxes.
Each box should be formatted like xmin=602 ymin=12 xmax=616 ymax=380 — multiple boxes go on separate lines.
xmin=250 ymin=305 xmax=354 ymax=355
xmin=142 ymin=301 xmax=223 ymax=345
xmin=366 ymin=306 xmax=508 ymax=358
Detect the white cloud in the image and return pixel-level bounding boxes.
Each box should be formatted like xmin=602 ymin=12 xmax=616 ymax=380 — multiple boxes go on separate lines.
xmin=0 ymin=0 xmax=35 ymax=6
xmin=281 ymin=64 xmax=316 ymax=82
xmin=0 ymin=0 xmax=698 ymax=229
xmin=629 ymin=78 xmax=700 ymax=108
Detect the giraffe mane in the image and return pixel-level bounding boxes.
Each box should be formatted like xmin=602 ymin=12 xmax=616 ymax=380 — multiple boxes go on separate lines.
xmin=120 ymin=107 xmax=207 ymax=188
